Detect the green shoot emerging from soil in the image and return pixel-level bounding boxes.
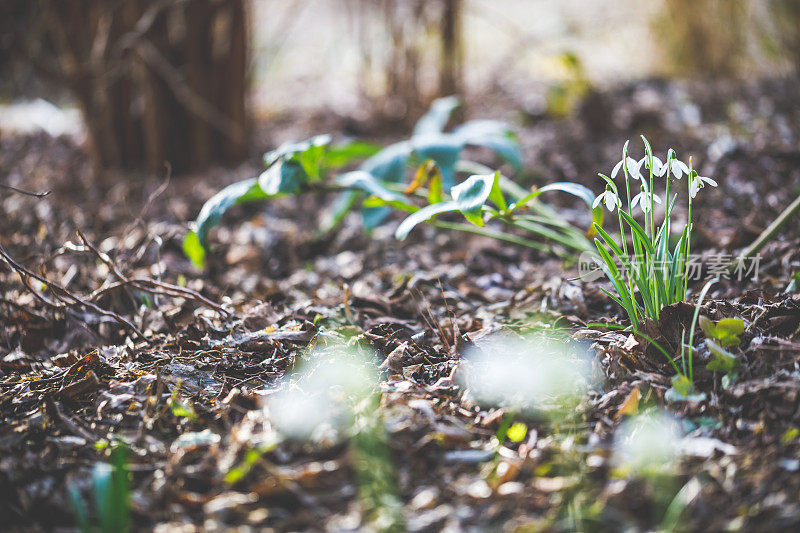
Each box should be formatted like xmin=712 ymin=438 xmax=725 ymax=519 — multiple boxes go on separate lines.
xmin=69 ymin=442 xmax=131 ymax=533
xmin=591 ymin=136 xmax=717 ymax=330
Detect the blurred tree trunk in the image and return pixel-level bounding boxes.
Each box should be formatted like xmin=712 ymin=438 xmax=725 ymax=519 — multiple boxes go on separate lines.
xmin=39 ymin=0 xmax=249 ymax=173
xmin=655 ymin=0 xmax=748 ymax=76
xmin=440 ymin=0 xmax=463 ymax=97
xmin=352 ymin=0 xmax=464 ymax=125
xmin=768 ymin=0 xmax=800 ymax=69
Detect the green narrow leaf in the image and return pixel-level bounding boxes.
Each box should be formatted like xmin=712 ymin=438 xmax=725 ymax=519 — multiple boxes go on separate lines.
xmin=319 ymin=190 xmax=361 ymax=235
xmin=537 ymin=181 xmax=604 ymax=235
xmin=427 ymin=171 xmax=444 ymax=204
xmin=264 ymin=134 xmax=331 ymax=168
xmin=183 ymin=231 xmax=206 ymax=269
xmin=593 ymin=223 xmax=626 ymax=258
xmin=361 ymin=206 xmax=394 ymax=231
xmin=538 ymin=182 xmax=595 ymax=207
xmin=69 ymin=486 xmax=91 ymax=533
xmin=451 ymin=173 xmax=497 ymax=227
xmin=108 ymin=444 xmax=130 ymax=533
xmin=192 ymin=177 xmax=269 ymax=250
xmin=258 ymin=160 xmax=307 ymax=196
xmin=325 ymin=141 xmax=382 ymax=169
xmin=395 ymin=202 xmax=460 ymax=240
xmin=600 ymin=287 xmax=626 ymax=309
xmin=336 ymin=171 xmax=408 ymax=204
xmin=487 ymin=171 xmax=506 ymax=211
xmin=595 ymin=239 xmax=638 ymax=327
xmin=619 ymin=210 xmax=656 ymax=256
xmin=361 ymin=141 xmax=412 ymax=183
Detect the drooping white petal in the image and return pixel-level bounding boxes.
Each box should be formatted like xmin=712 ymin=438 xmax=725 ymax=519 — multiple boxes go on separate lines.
xmin=652 ymin=193 xmax=662 ymax=204
xmin=688 ymin=175 xmax=717 ymax=199
xmin=700 ymin=176 xmax=717 ymax=187
xmin=651 ymin=156 xmax=666 ymax=177
xmin=603 ymin=191 xmax=619 ymax=211
xmin=631 ymin=192 xmax=643 ymax=211
xmin=640 ymin=155 xmax=664 ymax=177
xmin=689 ymin=178 xmax=700 ymax=199
xmin=611 ymin=160 xmax=623 ymax=180
xmin=672 ymin=160 xmax=689 ymax=180
xmin=627 ymin=157 xmax=644 ymax=182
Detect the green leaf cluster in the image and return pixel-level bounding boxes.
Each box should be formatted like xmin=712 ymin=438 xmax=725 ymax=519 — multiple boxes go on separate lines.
xmin=699 ymin=317 xmax=744 ymax=348
xmin=183 ymin=97 xmax=600 ymax=268
xmin=700 ymin=317 xmax=744 ymax=376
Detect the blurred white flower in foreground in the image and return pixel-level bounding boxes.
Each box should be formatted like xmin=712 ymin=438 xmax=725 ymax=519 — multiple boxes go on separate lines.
xmin=459 ymin=333 xmax=596 ymax=412
xmin=613 ymin=410 xmax=684 ymax=475
xmin=266 ymin=345 xmax=377 ymax=440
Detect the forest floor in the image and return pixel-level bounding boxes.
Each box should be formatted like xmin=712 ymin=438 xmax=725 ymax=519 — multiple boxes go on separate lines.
xmin=3 ymin=76 xmax=800 ymax=532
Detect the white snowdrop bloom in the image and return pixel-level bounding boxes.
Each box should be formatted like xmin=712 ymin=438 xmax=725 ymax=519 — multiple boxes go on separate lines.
xmin=668 ymin=158 xmax=690 ymax=180
xmin=266 ymin=346 xmax=377 ymax=439
xmin=611 ymin=156 xmax=643 ymax=182
xmin=593 ymin=187 xmax=621 ymax=212
xmin=631 ymin=186 xmax=662 ymax=214
xmin=269 ymin=386 xmax=339 ymax=440
xmin=460 ymin=333 xmax=595 ymax=412
xmin=688 ymin=173 xmax=718 ymax=199
xmin=640 ymin=155 xmax=666 ymax=177
xmin=613 ymin=410 xmax=683 ymax=475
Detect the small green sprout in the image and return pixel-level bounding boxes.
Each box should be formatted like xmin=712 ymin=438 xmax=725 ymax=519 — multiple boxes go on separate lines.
xmin=699 ymin=317 xmax=744 ymax=348
xmin=700 ymin=316 xmax=744 ymax=383
xmin=69 ymin=442 xmax=131 ymax=533
xmin=169 ymin=383 xmax=197 ymax=421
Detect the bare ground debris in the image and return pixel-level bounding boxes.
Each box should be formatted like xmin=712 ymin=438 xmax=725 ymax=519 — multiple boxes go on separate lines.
xmin=3 ymin=77 xmax=800 ymax=531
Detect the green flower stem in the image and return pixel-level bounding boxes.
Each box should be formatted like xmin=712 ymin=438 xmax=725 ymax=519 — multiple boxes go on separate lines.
xmin=621 ymin=151 xmax=637 ymax=309
xmin=664 ymin=167 xmax=671 ymax=300
xmin=649 ymin=164 xmax=658 ymax=313
xmin=685 ymin=185 xmax=693 ymax=301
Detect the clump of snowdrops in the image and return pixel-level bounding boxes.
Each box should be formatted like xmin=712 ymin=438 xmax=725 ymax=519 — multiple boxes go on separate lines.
xmin=591 ymin=136 xmax=717 ymax=330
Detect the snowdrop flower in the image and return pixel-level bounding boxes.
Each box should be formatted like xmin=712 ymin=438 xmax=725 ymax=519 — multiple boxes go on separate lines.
xmin=631 ymin=185 xmax=661 ymax=214
xmin=611 ymin=156 xmax=643 ymax=182
xmin=640 ymin=155 xmax=666 ymax=177
xmin=688 ymin=172 xmax=717 ymax=199
xmin=593 ymin=186 xmax=621 ymax=212
xmin=460 ymin=333 xmax=595 ymax=413
xmin=267 ymin=346 xmax=377 ymax=440
xmin=667 ymin=157 xmax=690 ymax=180
xmin=613 ymin=410 xmax=683 ymax=475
